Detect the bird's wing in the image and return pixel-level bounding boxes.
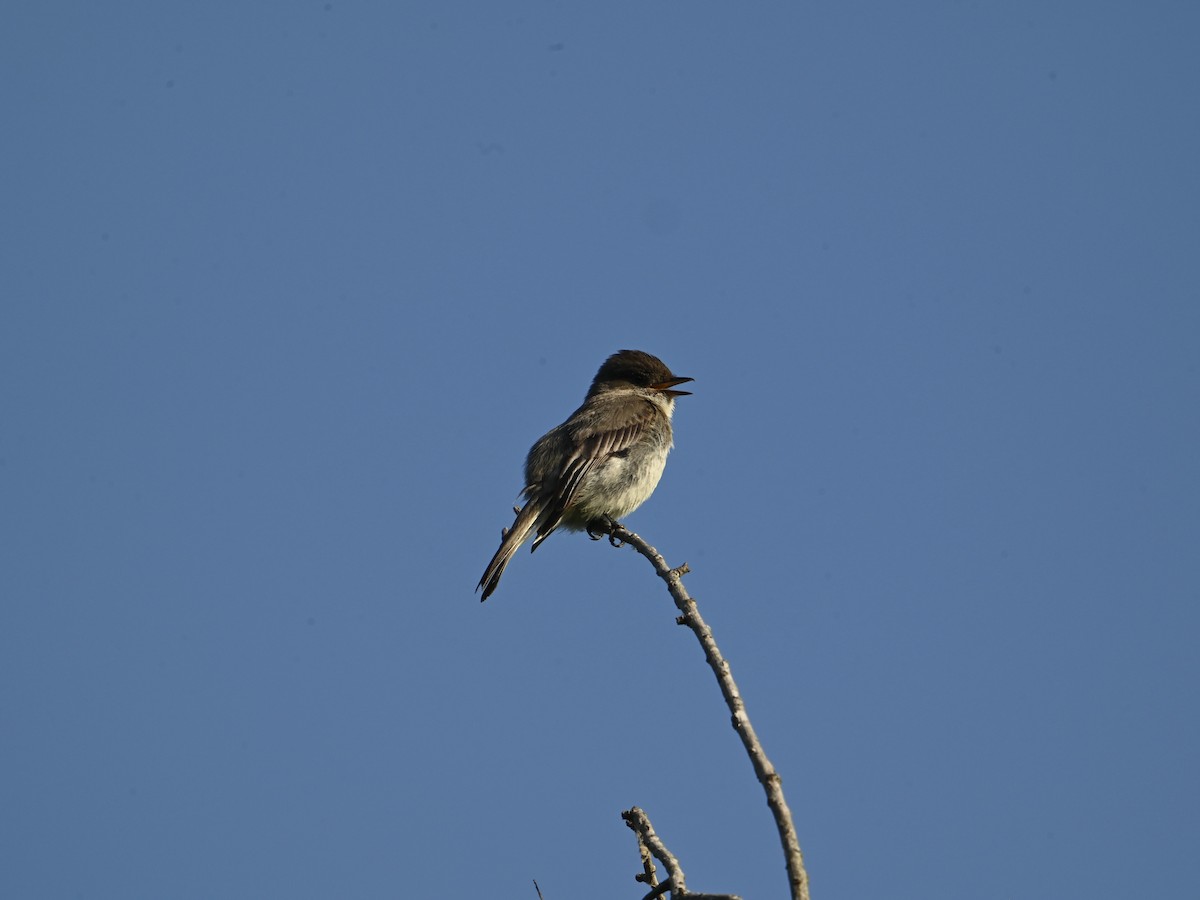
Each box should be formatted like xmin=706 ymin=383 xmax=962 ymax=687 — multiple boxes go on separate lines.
xmin=532 ymin=399 xmax=656 ymax=545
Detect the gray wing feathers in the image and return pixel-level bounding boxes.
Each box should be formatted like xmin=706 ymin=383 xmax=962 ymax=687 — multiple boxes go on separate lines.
xmin=533 ymin=403 xmax=655 ymax=542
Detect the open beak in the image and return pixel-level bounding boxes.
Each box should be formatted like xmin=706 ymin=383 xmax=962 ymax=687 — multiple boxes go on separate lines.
xmin=650 ymin=375 xmax=694 ymax=398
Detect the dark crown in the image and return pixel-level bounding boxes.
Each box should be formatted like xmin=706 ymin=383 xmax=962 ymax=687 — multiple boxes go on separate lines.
xmin=589 ymin=350 xmax=677 ymax=391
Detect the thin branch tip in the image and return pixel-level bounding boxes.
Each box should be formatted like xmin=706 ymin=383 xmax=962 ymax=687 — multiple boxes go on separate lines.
xmin=610 ymin=526 xmax=812 ymax=900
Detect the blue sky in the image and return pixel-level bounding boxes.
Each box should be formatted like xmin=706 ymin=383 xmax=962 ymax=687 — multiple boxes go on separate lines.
xmin=3 ymin=3 xmax=1198 ymax=898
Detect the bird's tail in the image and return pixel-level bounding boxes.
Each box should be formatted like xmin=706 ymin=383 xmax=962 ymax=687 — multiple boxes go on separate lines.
xmin=477 ymin=501 xmax=542 ymax=601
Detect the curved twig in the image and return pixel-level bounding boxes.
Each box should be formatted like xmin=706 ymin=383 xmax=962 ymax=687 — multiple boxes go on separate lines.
xmin=607 ymin=523 xmax=811 ymax=900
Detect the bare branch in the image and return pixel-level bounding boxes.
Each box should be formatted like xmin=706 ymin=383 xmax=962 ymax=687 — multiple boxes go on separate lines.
xmin=623 ymin=806 xmax=686 ymax=894
xmin=607 ymin=523 xmax=811 ymax=900
xmin=633 ymin=825 xmax=661 ymax=890
xmin=622 ymin=807 xmax=741 ymax=900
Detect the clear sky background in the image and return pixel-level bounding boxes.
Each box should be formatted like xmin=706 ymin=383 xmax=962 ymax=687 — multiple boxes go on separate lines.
xmin=3 ymin=3 xmax=1198 ymax=899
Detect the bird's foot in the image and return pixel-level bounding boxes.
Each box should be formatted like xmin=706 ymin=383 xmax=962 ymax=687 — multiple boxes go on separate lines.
xmin=586 ymin=514 xmax=625 ymax=545
xmin=586 ymin=517 xmax=608 ymax=541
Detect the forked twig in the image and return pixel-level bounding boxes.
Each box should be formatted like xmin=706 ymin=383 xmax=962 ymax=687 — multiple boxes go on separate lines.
xmin=622 ymin=807 xmax=741 ymax=900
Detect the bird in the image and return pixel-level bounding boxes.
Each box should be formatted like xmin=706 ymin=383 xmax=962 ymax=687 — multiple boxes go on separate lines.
xmin=477 ymin=349 xmax=692 ymax=601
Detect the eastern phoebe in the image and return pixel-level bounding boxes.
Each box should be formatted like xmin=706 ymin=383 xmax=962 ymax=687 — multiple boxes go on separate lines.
xmin=478 ymin=349 xmax=692 ymax=601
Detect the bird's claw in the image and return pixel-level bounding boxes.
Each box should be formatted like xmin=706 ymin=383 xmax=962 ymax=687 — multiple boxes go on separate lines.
xmin=586 ymin=515 xmax=624 ymax=545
